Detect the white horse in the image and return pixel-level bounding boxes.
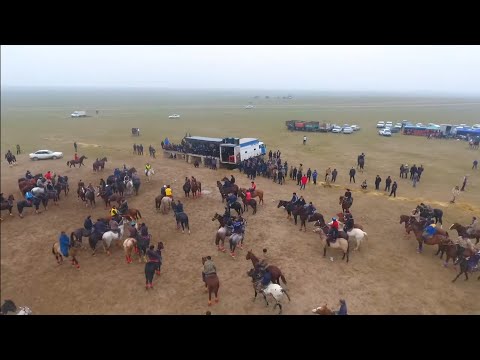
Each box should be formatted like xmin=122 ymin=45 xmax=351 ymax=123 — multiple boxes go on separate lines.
xmin=248 ymin=269 xmax=291 ymax=314
xmin=313 ymin=227 xmax=350 ymax=262
xmin=31 ymin=187 xmax=45 ymax=196
xmin=124 ymin=180 xmax=134 ymax=195
xmin=145 ymin=168 xmax=155 ymax=182
xmin=327 ymin=221 xmax=368 ymax=251
xmin=102 ymin=223 xmax=125 ymax=255
xmin=160 ymin=196 xmax=172 ymax=214
xmin=17 ymin=306 xmax=32 ymax=315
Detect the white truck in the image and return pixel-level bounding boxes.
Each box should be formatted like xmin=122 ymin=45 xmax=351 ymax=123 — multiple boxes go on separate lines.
xmin=220 ymin=137 xmax=266 ymax=165
xmin=71 ymin=111 xmax=87 ymax=118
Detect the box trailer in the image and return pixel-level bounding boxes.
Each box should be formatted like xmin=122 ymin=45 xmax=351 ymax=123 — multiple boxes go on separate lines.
xmin=220 ymin=138 xmax=266 ymax=165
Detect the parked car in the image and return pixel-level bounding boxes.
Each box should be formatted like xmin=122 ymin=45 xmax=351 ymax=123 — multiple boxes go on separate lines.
xmin=332 ymin=126 xmax=343 ymax=133
xmin=351 ymin=125 xmax=360 ymax=131
xmin=386 ymin=121 xmax=393 ymax=127
xmin=29 ymin=150 xmax=63 ymax=161
xmin=376 ymin=121 xmax=385 ymax=128
xmin=379 ymin=129 xmax=392 ymax=137
xmin=342 ymin=127 xmax=354 ymax=134
xmin=169 ymin=114 xmax=181 ymax=119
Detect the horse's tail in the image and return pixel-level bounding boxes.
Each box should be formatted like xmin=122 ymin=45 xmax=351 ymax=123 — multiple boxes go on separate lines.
xmin=136 ymin=209 xmax=142 ymax=219
xmin=52 ymin=243 xmax=56 ymax=255
xmin=280 ymin=273 xmax=287 ymax=285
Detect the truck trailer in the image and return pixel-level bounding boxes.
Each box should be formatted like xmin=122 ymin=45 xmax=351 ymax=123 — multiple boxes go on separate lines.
xmin=220 ymin=137 xmax=266 ymax=165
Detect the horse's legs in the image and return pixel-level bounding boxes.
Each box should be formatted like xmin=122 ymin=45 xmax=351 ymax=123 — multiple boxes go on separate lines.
xmin=262 ymin=293 xmax=269 ymax=307
xmin=452 ymin=270 xmax=463 ymax=283
xmin=464 ymin=271 xmax=469 ymax=281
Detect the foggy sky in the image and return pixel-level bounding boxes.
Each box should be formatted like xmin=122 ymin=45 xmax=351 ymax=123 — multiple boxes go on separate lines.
xmin=2 ymin=45 xmax=480 ymax=94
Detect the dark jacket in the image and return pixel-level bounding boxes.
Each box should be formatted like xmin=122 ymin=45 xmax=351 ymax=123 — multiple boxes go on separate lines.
xmin=375 ymin=176 xmax=381 ymax=184
xmin=349 ymin=169 xmax=356 ymax=176
xmin=337 ymin=303 xmax=348 ymax=315
xmin=385 ymin=177 xmax=392 ymax=185
xmin=176 ymin=203 xmax=184 ymax=213
xmin=84 ymin=218 xmax=93 ymax=230
xmin=392 ymin=182 xmax=398 ymax=190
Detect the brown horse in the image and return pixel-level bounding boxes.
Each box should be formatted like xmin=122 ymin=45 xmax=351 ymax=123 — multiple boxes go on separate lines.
xmin=52 ymin=237 xmax=82 ymax=269
xmin=399 ymin=214 xmax=416 ymax=232
xmin=191 ymin=179 xmax=201 ymax=198
xmin=312 ymin=305 xmax=334 ymax=315
xmin=202 ymin=257 xmax=220 ymax=306
xmin=93 ymin=157 xmax=108 ymax=172
xmin=336 ymin=212 xmax=364 ymax=230
xmin=406 ymin=219 xmax=449 ymax=253
xmin=339 ymin=196 xmax=352 ymax=212
xmin=0 ymin=194 xmax=15 ymax=220
xmin=96 ymin=187 xmax=124 ymax=209
xmin=216 ymin=181 xmax=239 ymax=202
xmin=436 ymin=241 xmax=476 ymax=268
xmin=245 ymin=250 xmax=287 ymax=285
xmin=239 ymin=191 xmax=257 ymax=214
xmin=155 ymin=195 xmax=164 ymax=210
xmin=449 ymin=223 xmax=480 ymax=245
xmin=239 ymin=188 xmax=264 ymax=205
xmin=67 ymin=155 xmax=87 ymax=168
xmin=104 ymin=208 xmax=142 ymax=222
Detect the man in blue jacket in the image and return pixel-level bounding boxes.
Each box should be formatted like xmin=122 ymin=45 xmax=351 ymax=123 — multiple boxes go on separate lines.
xmin=59 ymin=231 xmax=70 ymax=257
xmin=335 ymin=299 xmax=348 ymax=315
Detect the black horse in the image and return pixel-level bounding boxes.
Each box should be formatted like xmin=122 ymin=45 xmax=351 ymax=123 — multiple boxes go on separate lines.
xmin=452 ymin=254 xmax=480 ymax=282
xmin=1 ymin=194 xmax=15 ymax=218
xmin=132 ymin=177 xmax=141 ymax=196
xmin=173 ymin=203 xmax=190 ymax=234
xmin=17 ymin=194 xmax=48 ymax=218
xmin=0 ymin=300 xmax=17 ymax=314
xmin=183 ymin=181 xmax=191 ymax=197
xmin=228 ymin=201 xmax=244 ymax=216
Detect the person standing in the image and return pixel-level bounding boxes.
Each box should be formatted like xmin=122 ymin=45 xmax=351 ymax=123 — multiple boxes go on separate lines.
xmin=325 ymin=167 xmax=331 ymax=182
xmin=297 ymin=167 xmax=303 ymax=186
xmin=303 ymin=135 xmax=307 ymax=145
xmin=412 ymin=172 xmax=419 ymax=187
xmin=331 ymin=169 xmax=338 ymax=183
xmin=312 ymin=170 xmax=318 ymax=185
xmin=389 ymin=181 xmax=398 ymax=197
xmin=292 ymin=166 xmax=297 ymax=181
xmin=74 ymin=141 xmax=78 ymax=153
xmin=451 ymin=185 xmax=460 ymax=203
xmin=473 ymin=160 xmax=478 ymax=170
xmin=16 ymin=144 xmax=21 ymax=155
xmin=374 ymin=175 xmax=382 ymax=190
xmin=417 ymin=165 xmax=424 ymax=180
xmin=385 ymin=176 xmax=392 ymax=192
xmin=300 ymin=174 xmax=308 ymax=190
xmin=306 ymin=168 xmax=312 ymax=183
xmin=461 ymin=175 xmax=468 ymax=191
xmin=349 ymin=167 xmax=356 ymax=183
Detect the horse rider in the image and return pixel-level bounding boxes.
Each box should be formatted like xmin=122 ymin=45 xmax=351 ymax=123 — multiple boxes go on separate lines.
xmin=202 ymin=256 xmax=217 ymax=283
xmin=223 ymin=206 xmax=233 ymax=226
xmin=327 ymin=217 xmax=340 ymax=247
xmin=44 ymin=171 xmax=53 ymax=181
xmin=123 ymin=164 xmax=127 ymax=171
xmin=105 ymin=184 xmax=113 ymax=198
xmin=232 ymin=218 xmax=244 ymax=235
xmin=86 ymin=183 xmax=95 ymax=193
xmin=422 ymin=220 xmax=437 ymax=243
xmin=466 ymin=216 xmax=479 ymax=235
xmin=456 ymin=236 xmax=476 ymax=256
xmin=25 ymin=170 xmax=33 ymax=180
xmin=227 ymin=192 xmax=237 ymax=209
xmin=161 ymin=185 xmax=167 ymax=197
xmin=99 ymin=178 xmax=106 ymax=190
xmin=109 ymin=218 xmax=120 ymax=234
xmin=128 ymin=221 xmax=139 ymax=239
xmin=145 ymin=162 xmax=152 ymax=176
xmin=291 ymin=192 xmax=299 ymax=204
xmin=175 ymin=200 xmax=184 ymax=214
xmin=114 ymin=168 xmax=122 ymax=181
xmin=165 ymin=185 xmax=173 ymax=198
xmin=83 ymin=215 xmax=93 ymax=236
xmin=344 ymin=211 xmax=354 ymax=232
xmin=361 ymin=180 xmax=367 ymax=190
xmin=139 ymin=223 xmax=149 ymax=238
xmin=45 ymin=179 xmax=54 ymax=191
xmin=305 ymin=201 xmax=316 ymax=221
xmin=110 ymin=205 xmax=120 ymax=221
xmin=230 ymin=174 xmax=235 ymax=184
xmin=118 ymin=199 xmax=128 ymax=216
xmin=245 ymin=189 xmax=252 ymax=203
xmin=295 ymin=195 xmax=306 ymax=207
xmin=249 ymin=181 xmax=256 ymax=194
xmin=36 ymin=177 xmax=45 ymax=188
xmin=74 ymin=153 xmax=79 ymax=161
xmin=93 ymin=218 xmax=108 ymax=239
xmin=59 ymin=231 xmax=70 ymax=257
xmin=334 ymin=299 xmax=348 ymax=315
xmin=254 ymin=259 xmax=271 ymax=291
xmin=223 ymin=178 xmax=231 ymax=189
xmin=147 ymin=244 xmax=162 ymax=270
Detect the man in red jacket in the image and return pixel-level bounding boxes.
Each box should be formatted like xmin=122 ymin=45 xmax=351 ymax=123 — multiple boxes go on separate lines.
xmin=300 ymin=174 xmax=308 ymax=190
xmin=44 ymin=171 xmax=52 ymax=181
xmin=327 ymin=217 xmax=339 ymax=247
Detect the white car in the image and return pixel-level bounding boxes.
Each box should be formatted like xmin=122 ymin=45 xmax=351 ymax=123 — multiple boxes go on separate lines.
xmin=169 ymin=114 xmax=180 ymax=119
xmin=376 ymin=121 xmax=385 ymax=128
xmin=331 ymin=126 xmax=342 ymax=133
xmin=29 ymin=150 xmax=63 ymax=161
xmin=379 ymin=129 xmax=392 ymax=137
xmin=351 ymin=125 xmax=360 ymax=131
xmin=342 ymin=127 xmax=354 ymax=134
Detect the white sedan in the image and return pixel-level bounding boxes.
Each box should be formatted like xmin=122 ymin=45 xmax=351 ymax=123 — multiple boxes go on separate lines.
xmin=29 ymin=150 xmax=64 ymax=161
xmin=331 ymin=126 xmax=342 ymax=133
xmin=169 ymin=114 xmax=181 ymax=119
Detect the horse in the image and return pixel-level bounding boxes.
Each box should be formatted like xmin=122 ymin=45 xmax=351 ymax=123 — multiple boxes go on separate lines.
xmin=32 ymin=187 xmax=59 ymax=206
xmin=17 ymin=195 xmax=48 ymax=218
xmin=202 ymin=257 xmax=220 ymax=306
xmin=215 ymin=226 xmax=231 ymax=252
xmin=336 ymin=212 xmax=364 ymax=230
xmin=117 ymin=208 xmax=142 ymax=221
xmin=228 ymin=233 xmax=244 ymax=258
xmin=183 ymin=181 xmax=191 ymax=197
xmin=229 ymin=201 xmax=244 ymax=216
xmin=312 ymin=305 xmax=336 ymax=315
xmin=70 ymin=228 xmax=91 ymax=249
xmin=245 ymin=250 xmax=287 ymax=285
xmin=0 ymin=195 xmax=15 ymax=220
xmin=96 ymin=187 xmax=124 ymax=209
xmin=451 ymin=254 xmax=480 ymax=282
xmin=212 ymin=212 xmax=235 ymax=229
xmin=415 ymin=205 xmax=443 ymax=225
xmin=246 ymin=268 xmax=291 ymax=315
xmin=54 ymin=179 xmax=69 ymax=197
xmin=132 ymin=177 xmax=141 ymax=195
xmin=313 ymin=225 xmax=350 ymax=263
xmin=277 ymin=200 xmax=296 ymax=219
xmin=82 ymin=188 xmax=96 ymax=207
xmin=239 ymin=192 xmax=257 ymax=214
xmin=93 ymin=157 xmax=108 ymax=172
xmin=449 ymin=223 xmax=480 ymax=245
xmin=399 ymin=214 xmax=416 ymax=232
xmin=291 ymin=205 xmax=309 ymax=231
xmin=124 ymin=180 xmax=134 ymax=196
xmin=102 ymin=222 xmax=125 ymax=255
xmin=173 ymin=204 xmax=190 ymax=234
xmin=216 ymin=181 xmax=239 ymax=202
xmin=145 ymin=168 xmax=155 ymax=182
xmin=160 ymin=196 xmax=173 ymax=214
xmin=406 ymin=218 xmax=450 ymax=253
xmin=6 ymin=153 xmax=17 ymax=166
xmin=239 ymin=188 xmax=264 ymax=205
xmin=191 ymin=179 xmax=201 ymax=197
xmin=339 ymin=195 xmax=353 ymax=212
xmin=436 ymin=241 xmax=476 ymax=268
xmin=52 ymin=235 xmax=82 ymax=269
xmin=66 ymin=155 xmax=87 ymax=168
xmin=123 ymin=237 xmax=137 ymax=264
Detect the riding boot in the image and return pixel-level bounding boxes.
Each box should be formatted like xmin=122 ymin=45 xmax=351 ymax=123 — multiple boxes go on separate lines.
xmin=326 ymin=238 xmax=331 ymax=247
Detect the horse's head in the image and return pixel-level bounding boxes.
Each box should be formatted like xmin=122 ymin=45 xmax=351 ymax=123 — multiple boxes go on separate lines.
xmin=0 ymin=300 xmax=17 ymax=315
xmin=8 ymin=194 xmax=15 ymax=202
xmin=312 ymin=305 xmax=334 ymax=315
xmin=212 ymin=213 xmax=220 ymax=221
xmin=277 ymin=200 xmax=286 ymax=208
xmin=339 ymin=196 xmax=344 ymax=204
xmin=102 ymin=157 xmax=107 ymax=162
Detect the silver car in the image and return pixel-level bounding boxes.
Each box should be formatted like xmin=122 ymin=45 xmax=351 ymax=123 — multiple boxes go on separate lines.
xmin=29 ymin=150 xmax=64 ymax=161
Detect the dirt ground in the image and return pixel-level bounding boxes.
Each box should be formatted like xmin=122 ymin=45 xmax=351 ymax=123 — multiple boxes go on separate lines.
xmin=1 ymin=150 xmax=479 ymax=315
